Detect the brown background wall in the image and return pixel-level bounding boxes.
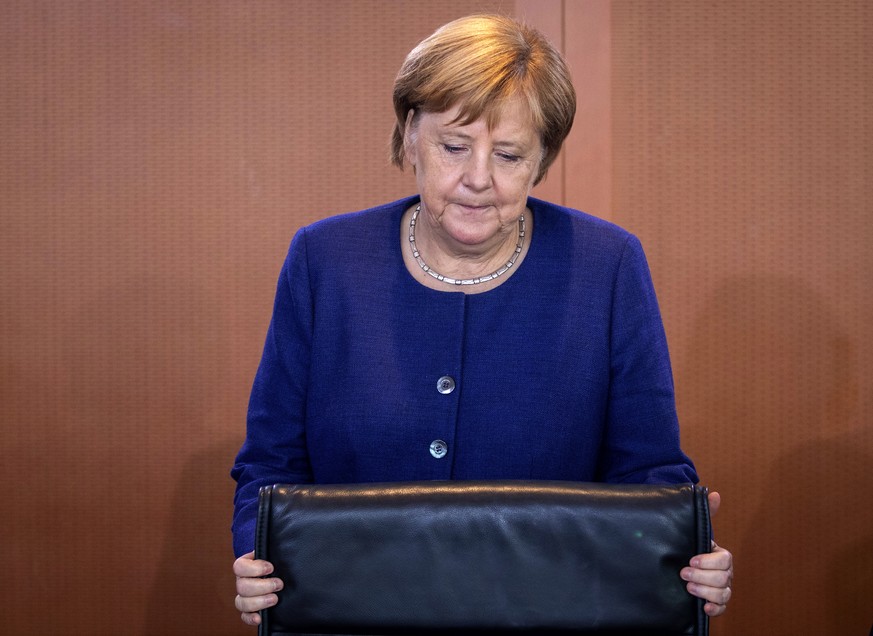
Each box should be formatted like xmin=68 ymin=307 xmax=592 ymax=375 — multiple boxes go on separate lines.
xmin=610 ymin=3 xmax=872 ymax=634
xmin=1 ymin=1 xmax=870 ymax=634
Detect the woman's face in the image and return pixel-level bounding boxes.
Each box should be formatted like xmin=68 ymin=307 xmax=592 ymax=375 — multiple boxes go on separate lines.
xmin=405 ymin=98 xmax=543 ymax=250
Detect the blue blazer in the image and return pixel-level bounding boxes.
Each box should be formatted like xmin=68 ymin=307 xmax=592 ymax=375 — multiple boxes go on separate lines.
xmin=231 ymin=196 xmax=697 ymax=556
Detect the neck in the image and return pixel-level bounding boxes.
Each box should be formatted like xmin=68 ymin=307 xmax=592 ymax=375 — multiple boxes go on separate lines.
xmin=409 ymin=204 xmax=526 ymax=285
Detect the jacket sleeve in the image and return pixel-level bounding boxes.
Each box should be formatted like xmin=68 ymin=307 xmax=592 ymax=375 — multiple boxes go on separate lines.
xmin=596 ymin=234 xmax=698 ymax=485
xmin=230 ymin=228 xmax=315 ymax=557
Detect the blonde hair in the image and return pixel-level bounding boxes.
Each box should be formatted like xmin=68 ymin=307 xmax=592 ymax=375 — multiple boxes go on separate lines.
xmin=391 ymin=14 xmax=576 ymax=185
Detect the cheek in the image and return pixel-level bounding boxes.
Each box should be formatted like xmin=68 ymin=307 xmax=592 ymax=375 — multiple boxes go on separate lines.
xmin=418 ymin=159 xmax=458 ymax=190
xmin=498 ymin=171 xmax=537 ymax=198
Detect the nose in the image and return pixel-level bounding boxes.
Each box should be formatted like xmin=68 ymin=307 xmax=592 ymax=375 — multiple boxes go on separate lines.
xmin=461 ymin=151 xmax=492 ymax=191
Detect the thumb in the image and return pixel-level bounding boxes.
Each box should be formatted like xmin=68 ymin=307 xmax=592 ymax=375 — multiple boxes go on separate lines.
xmin=708 ymin=491 xmax=722 ymax=518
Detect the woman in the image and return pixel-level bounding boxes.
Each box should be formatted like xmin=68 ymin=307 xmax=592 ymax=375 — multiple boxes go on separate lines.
xmin=232 ymin=14 xmax=733 ymax=627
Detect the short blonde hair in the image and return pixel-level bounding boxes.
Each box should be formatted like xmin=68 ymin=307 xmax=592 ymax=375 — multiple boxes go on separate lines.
xmin=391 ymin=14 xmax=576 ymax=185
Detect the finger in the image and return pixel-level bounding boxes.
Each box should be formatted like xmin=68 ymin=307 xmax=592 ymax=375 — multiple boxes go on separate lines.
xmin=233 ymin=551 xmax=275 ymax=578
xmin=708 ymin=491 xmax=721 ymax=518
xmin=235 ymin=591 xmax=279 ymax=614
xmin=704 ymin=600 xmax=729 ymax=617
xmin=236 ymin=574 xmax=284 ymax=597
xmin=681 ymin=564 xmax=732 ymax=589
xmin=690 ymin=545 xmax=733 ymax=571
xmin=241 ymin=610 xmax=262 ymax=626
xmin=686 ymin=581 xmax=732 ymax=607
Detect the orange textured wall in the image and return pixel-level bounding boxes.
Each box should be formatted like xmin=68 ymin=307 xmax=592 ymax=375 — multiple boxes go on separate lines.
xmin=2 ymin=2 xmax=871 ymax=634
xmin=609 ymin=2 xmax=873 ymax=634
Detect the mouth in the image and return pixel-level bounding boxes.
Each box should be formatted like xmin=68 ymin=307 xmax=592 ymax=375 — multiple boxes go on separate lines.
xmin=455 ymin=202 xmax=491 ymax=213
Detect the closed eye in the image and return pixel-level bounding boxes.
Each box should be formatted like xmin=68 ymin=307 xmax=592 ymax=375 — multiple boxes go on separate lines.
xmin=497 ymin=152 xmax=521 ymax=163
xmin=442 ymin=144 xmax=466 ymax=154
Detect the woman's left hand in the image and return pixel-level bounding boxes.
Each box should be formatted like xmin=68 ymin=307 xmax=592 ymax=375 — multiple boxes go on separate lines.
xmin=680 ymin=491 xmax=734 ymax=616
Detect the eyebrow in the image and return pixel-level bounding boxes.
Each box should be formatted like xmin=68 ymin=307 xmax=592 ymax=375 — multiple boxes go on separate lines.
xmin=439 ymin=131 xmax=530 ymax=152
xmin=440 ymin=131 xmax=475 ymax=141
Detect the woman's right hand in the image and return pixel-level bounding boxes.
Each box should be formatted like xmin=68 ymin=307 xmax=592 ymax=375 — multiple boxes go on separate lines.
xmin=233 ymin=551 xmax=283 ymax=626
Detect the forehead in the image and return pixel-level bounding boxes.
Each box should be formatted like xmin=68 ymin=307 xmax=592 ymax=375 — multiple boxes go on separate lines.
xmin=423 ymin=98 xmax=539 ymax=141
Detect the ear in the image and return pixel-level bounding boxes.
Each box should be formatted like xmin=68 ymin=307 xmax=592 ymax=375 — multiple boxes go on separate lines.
xmin=403 ymin=109 xmax=417 ymax=168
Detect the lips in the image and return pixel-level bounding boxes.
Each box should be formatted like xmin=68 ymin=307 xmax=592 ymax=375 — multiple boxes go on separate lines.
xmin=456 ymin=202 xmax=491 ymax=212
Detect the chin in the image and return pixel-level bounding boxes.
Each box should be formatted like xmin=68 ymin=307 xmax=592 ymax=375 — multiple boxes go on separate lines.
xmin=446 ymin=225 xmax=501 ymax=246
xmin=441 ymin=210 xmax=496 ymax=235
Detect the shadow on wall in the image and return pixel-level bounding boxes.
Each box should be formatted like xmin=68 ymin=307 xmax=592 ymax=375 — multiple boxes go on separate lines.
xmin=680 ymin=275 xmax=872 ymax=635
xmin=145 ymin=438 xmax=249 ymax=636
xmin=67 ymin=274 xmax=250 ymax=633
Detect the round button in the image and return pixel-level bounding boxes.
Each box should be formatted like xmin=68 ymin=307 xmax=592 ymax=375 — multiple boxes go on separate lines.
xmin=429 ymin=439 xmax=448 ymax=459
xmin=436 ymin=375 xmax=456 ymax=394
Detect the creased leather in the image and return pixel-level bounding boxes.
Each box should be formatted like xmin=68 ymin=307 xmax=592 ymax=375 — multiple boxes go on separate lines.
xmin=255 ymin=481 xmax=709 ymax=636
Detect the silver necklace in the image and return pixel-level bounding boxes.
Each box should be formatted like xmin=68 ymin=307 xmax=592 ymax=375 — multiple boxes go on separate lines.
xmin=408 ymin=204 xmax=526 ymax=286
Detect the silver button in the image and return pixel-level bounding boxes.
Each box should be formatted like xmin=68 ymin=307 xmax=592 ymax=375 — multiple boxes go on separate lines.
xmin=437 ymin=375 xmax=456 ymax=394
xmin=429 ymin=439 xmax=448 ymax=459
